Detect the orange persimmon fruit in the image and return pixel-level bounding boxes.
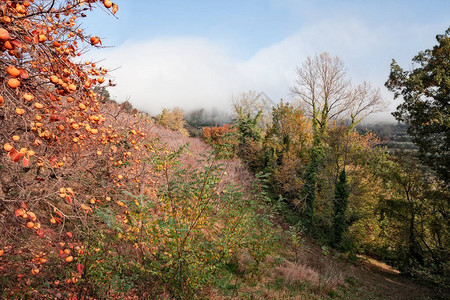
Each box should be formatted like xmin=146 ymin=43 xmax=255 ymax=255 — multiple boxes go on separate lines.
xmin=0 ymin=28 xmax=10 ymax=41
xmin=6 ymin=66 xmax=20 ymax=77
xmin=7 ymin=78 xmax=20 ymax=88
xmin=104 ymin=0 xmax=112 ymax=8
xmin=3 ymin=143 xmax=13 ymax=152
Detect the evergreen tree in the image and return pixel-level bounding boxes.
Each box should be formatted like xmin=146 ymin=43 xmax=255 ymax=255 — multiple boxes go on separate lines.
xmin=332 ymin=169 xmax=349 ymax=247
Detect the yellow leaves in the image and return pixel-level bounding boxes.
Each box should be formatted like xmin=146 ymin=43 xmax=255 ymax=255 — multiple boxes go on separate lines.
xmin=81 ymin=203 xmax=93 ymax=213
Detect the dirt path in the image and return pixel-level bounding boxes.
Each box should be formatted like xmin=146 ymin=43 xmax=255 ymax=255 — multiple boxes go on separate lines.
xmin=346 ymin=256 xmax=449 ymax=300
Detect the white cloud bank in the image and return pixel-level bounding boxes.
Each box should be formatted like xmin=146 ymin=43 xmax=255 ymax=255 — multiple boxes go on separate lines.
xmin=92 ymin=18 xmax=448 ymax=122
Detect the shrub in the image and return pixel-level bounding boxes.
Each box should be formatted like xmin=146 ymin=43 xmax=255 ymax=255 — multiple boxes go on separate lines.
xmin=202 ymin=124 xmax=239 ymax=159
xmin=156 ymin=108 xmax=189 ymax=136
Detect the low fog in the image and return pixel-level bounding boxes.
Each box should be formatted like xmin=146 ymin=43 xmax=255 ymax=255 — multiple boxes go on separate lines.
xmin=89 ymin=18 xmax=447 ymax=123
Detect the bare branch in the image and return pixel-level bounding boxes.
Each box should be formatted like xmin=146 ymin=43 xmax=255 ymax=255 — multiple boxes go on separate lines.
xmin=291 ymin=52 xmax=386 ymax=129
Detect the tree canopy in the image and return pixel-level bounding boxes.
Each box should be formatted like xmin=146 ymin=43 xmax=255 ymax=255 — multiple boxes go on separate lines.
xmin=386 ymin=27 xmax=450 ymax=182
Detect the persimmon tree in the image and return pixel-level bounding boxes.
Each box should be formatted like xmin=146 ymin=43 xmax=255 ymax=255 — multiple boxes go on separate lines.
xmin=0 ymin=0 xmax=123 ymax=297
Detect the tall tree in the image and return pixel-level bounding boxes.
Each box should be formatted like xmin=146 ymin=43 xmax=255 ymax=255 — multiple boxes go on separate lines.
xmin=378 ymin=153 xmax=449 ymax=274
xmin=385 ymin=27 xmax=450 ymax=182
xmin=291 ymin=52 xmax=384 ymax=229
xmin=291 ymin=52 xmax=384 ymax=134
xmin=332 ymin=169 xmax=349 ymax=248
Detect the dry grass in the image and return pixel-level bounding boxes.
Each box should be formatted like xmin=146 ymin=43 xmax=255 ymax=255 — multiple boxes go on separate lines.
xmin=271 ymin=241 xmax=346 ymax=296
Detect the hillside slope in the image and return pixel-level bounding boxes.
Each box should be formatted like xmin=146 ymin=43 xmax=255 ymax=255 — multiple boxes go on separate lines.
xmin=142 ymin=110 xmax=447 ymax=300
xmin=1 ymin=101 xmax=446 ymax=299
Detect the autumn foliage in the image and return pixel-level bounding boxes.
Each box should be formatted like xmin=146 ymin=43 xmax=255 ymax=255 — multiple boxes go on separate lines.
xmin=202 ymin=123 xmax=239 ymax=159
xmin=0 ymin=2 xmax=283 ymax=298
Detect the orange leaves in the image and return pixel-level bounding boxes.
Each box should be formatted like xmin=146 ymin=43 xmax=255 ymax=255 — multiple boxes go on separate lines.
xmin=15 ymin=208 xmax=25 ymax=217
xmin=23 ymin=156 xmax=30 ymax=167
xmin=8 ymin=148 xmax=25 ymax=162
xmin=112 ymin=4 xmax=119 ymax=14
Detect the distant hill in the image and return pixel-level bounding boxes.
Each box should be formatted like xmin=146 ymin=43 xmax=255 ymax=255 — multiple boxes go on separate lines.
xmin=356 ymin=122 xmax=417 ymax=152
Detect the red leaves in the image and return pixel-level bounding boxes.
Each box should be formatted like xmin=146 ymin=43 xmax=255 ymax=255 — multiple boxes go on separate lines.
xmin=36 ymin=229 xmax=44 ymax=238
xmin=6 ymin=147 xmax=31 ymax=166
xmin=66 ymin=195 xmax=73 ymax=204
xmin=10 ymin=39 xmax=22 ymax=48
xmin=19 ymin=68 xmax=28 ymax=79
xmin=22 ymin=157 xmax=29 ymax=167
xmin=76 ymin=263 xmax=84 ymax=274
xmin=8 ymin=148 xmax=25 ymax=162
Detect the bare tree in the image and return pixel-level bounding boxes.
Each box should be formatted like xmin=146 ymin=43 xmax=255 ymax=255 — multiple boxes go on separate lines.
xmin=291 ymin=52 xmax=385 ymax=132
xmin=292 ymin=53 xmax=385 ymax=230
xmin=231 ymin=90 xmax=274 ymax=129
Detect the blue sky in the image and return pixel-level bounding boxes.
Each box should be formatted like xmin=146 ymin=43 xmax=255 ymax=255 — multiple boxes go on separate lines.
xmin=84 ymin=0 xmax=450 ymax=121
